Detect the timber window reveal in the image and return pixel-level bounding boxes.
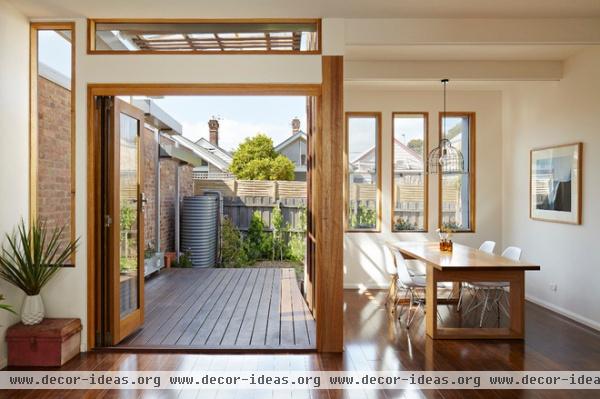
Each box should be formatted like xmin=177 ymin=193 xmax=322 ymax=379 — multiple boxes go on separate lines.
xmin=30 ymin=23 xmax=76 ymax=265
xmin=438 ymin=112 xmax=476 ymax=232
xmin=392 ymin=113 xmax=428 ymax=232
xmin=345 ymin=113 xmax=382 ymax=232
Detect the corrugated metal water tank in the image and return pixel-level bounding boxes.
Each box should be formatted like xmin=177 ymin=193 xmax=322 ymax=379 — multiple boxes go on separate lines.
xmin=180 ymin=196 xmax=218 ymax=268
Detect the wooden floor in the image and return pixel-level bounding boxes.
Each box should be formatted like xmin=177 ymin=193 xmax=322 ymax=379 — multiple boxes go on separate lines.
xmin=118 ymin=267 xmax=316 ymax=350
xmin=6 ymin=289 xmax=600 ymax=398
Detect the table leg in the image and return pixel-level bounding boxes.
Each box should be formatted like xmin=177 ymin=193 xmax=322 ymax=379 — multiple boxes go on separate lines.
xmin=426 ymin=264 xmax=438 ymax=338
xmin=509 ymin=271 xmax=525 ymax=338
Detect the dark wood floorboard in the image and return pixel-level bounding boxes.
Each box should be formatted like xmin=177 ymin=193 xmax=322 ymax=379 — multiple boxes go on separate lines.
xmin=118 ymin=267 xmax=315 ymax=350
xmin=5 ymin=289 xmax=600 ymax=399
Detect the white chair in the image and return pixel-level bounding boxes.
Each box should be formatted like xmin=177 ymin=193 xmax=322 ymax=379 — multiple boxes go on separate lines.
xmin=383 ymin=244 xmax=399 ymax=312
xmin=392 ymin=248 xmax=428 ymax=328
xmin=479 ymin=241 xmax=496 ymax=254
xmin=465 ymin=246 xmax=522 ymax=327
xmin=456 ymin=241 xmax=496 ymax=311
xmin=382 ymin=244 xmax=427 ymax=314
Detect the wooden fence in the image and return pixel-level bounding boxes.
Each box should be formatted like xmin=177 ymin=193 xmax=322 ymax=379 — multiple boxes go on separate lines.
xmin=194 ymin=179 xmax=307 ymax=232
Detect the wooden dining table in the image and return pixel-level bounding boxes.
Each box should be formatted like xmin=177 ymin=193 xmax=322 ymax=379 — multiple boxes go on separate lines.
xmin=390 ymin=241 xmax=540 ymax=340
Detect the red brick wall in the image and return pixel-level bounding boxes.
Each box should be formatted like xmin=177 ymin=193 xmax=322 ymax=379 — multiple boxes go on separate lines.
xmin=37 ymin=77 xmax=72 ymax=239
xmin=143 ymin=127 xmax=157 ymax=250
xmin=157 ymin=136 xmax=194 ymax=252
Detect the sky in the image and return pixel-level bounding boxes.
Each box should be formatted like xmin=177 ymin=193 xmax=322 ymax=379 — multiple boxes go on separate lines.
xmin=140 ymin=96 xmax=307 ymax=152
xmin=38 ymin=30 xmax=71 ymax=78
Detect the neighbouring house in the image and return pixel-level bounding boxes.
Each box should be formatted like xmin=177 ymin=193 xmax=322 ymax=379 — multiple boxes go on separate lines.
xmin=274 ymin=118 xmax=308 ymax=181
xmin=190 ymin=117 xmax=309 ymax=181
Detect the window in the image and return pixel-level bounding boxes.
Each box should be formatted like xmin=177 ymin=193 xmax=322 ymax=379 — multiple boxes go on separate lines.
xmin=88 ymin=19 xmax=320 ymax=54
xmin=392 ymin=113 xmax=428 ymax=232
xmin=345 ymin=113 xmax=381 ymax=232
xmin=30 ymin=23 xmax=76 ymax=264
xmin=439 ymin=112 xmax=475 ymax=232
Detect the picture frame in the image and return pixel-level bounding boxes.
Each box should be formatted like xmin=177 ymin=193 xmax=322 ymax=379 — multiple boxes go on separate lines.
xmin=530 ymin=142 xmax=582 ymax=224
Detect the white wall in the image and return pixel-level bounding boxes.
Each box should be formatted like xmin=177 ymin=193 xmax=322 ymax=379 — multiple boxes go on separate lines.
xmin=502 ymin=47 xmax=600 ymax=329
xmin=0 ymin=0 xmax=31 ymax=367
xmin=344 ymin=87 xmax=503 ymax=288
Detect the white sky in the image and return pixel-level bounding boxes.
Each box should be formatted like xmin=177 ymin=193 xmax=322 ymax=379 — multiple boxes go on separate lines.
xmin=38 ymin=30 xmax=71 ymax=78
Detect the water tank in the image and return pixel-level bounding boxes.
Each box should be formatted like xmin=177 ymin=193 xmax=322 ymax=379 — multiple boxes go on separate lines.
xmin=180 ymin=195 xmax=219 ymax=268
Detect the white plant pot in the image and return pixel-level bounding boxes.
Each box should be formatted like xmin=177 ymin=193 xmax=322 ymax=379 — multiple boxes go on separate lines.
xmin=21 ymin=294 xmax=45 ymax=325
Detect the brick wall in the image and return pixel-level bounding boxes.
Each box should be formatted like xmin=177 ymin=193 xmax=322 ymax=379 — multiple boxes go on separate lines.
xmin=143 ymin=127 xmax=157 ymax=250
xmin=37 ymin=77 xmax=72 ymax=239
xmin=157 ymin=135 xmax=194 ymax=253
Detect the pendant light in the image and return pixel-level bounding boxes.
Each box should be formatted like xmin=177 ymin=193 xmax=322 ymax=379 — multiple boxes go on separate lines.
xmin=427 ymin=79 xmax=464 ymax=174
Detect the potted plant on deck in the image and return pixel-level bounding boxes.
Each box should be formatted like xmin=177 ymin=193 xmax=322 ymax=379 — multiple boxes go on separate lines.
xmin=0 ymin=219 xmax=78 ymax=325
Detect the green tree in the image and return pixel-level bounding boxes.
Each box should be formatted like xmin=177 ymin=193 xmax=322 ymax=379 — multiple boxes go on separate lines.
xmin=407 ymin=138 xmax=424 ymax=156
xmin=230 ymin=134 xmax=295 ymax=180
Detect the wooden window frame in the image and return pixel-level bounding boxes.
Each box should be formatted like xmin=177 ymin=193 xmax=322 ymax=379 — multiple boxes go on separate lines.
xmin=87 ymin=18 xmax=322 ymax=55
xmin=344 ymin=112 xmax=382 ymax=233
xmin=391 ymin=112 xmax=429 ymax=233
xmin=437 ymin=112 xmax=476 ymax=233
xmin=30 ymin=22 xmax=77 ymax=266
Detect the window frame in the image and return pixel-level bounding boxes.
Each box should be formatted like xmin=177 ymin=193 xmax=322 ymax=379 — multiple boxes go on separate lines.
xmin=87 ymin=18 xmax=322 ymax=55
xmin=344 ymin=112 xmax=382 ymax=233
xmin=437 ymin=111 xmax=476 ymax=233
xmin=30 ymin=22 xmax=77 ymax=266
xmin=391 ymin=112 xmax=429 ymax=233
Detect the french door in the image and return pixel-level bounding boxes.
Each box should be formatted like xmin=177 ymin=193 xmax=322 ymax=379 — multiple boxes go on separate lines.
xmin=99 ymin=97 xmax=146 ymax=345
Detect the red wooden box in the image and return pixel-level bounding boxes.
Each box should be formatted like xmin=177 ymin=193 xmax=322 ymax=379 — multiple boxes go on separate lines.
xmin=6 ymin=318 xmax=82 ymax=367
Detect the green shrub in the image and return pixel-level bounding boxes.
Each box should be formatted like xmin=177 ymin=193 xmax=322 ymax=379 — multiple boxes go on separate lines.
xmin=172 ymin=250 xmax=192 ymax=268
xmin=271 ymin=203 xmax=287 ymax=261
xmin=349 ymin=203 xmax=377 ymax=229
xmin=220 ymin=218 xmax=248 ymax=268
xmin=393 ymin=217 xmax=417 ymax=231
xmin=244 ymin=211 xmax=268 ymax=262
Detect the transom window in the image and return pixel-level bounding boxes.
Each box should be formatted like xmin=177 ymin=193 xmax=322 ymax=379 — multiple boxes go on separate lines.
xmin=89 ymin=20 xmax=320 ymax=54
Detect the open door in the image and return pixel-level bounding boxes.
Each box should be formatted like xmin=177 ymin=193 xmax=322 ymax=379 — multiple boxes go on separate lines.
xmin=304 ymin=96 xmax=318 ymax=313
xmin=108 ymin=98 xmax=146 ymax=344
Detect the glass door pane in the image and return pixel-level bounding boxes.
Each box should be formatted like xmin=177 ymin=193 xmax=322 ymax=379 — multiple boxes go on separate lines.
xmin=118 ymin=113 xmax=140 ymax=318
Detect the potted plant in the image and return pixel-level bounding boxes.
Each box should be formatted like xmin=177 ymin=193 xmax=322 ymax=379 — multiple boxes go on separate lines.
xmin=0 ymin=219 xmax=78 ymax=325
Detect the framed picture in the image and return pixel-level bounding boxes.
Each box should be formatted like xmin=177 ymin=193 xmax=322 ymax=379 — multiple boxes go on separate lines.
xmin=530 ymin=142 xmax=582 ymax=224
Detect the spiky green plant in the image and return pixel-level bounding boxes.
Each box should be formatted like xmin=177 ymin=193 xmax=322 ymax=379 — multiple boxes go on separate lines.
xmin=0 ymin=219 xmax=79 ymax=296
xmin=0 ymin=294 xmax=15 ymax=314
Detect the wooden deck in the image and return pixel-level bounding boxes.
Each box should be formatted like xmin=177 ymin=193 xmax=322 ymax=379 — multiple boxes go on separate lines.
xmin=118 ymin=267 xmax=316 ymax=351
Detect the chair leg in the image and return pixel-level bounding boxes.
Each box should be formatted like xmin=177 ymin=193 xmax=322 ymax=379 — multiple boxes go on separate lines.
xmin=456 ymin=283 xmax=465 ymax=311
xmin=479 ymin=289 xmax=491 ymax=327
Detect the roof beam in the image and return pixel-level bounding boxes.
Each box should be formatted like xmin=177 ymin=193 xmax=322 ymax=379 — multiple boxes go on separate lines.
xmin=345 ymin=18 xmax=600 ymax=45
xmin=345 ymin=60 xmax=563 ymax=81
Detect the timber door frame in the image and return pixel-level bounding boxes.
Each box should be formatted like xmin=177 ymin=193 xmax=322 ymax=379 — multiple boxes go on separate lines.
xmin=87 ymin=79 xmax=344 ymax=352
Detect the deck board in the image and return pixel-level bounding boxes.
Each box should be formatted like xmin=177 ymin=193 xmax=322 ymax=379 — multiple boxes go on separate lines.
xmin=118 ymin=267 xmax=315 ymax=350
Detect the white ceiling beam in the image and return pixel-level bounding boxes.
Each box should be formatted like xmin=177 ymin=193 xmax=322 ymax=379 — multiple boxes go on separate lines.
xmin=345 ymin=19 xmax=600 ymax=45
xmin=345 ymin=60 xmax=563 ymax=81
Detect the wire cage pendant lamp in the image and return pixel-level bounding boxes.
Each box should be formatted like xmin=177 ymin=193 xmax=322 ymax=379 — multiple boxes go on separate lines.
xmin=427 ymin=79 xmax=465 ymax=174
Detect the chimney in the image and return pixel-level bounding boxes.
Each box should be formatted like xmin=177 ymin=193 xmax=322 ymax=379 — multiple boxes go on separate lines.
xmin=208 ymin=118 xmax=219 ymax=146
xmin=291 ymin=118 xmax=301 ymax=135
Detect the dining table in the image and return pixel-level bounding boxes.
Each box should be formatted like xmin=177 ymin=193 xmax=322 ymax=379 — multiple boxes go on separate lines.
xmin=390 ymin=241 xmax=540 ymax=340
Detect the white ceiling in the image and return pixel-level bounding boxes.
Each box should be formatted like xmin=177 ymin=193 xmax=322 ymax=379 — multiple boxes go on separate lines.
xmin=345 ymin=44 xmax=592 ymax=62
xmin=11 ymin=0 xmax=600 ymax=19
